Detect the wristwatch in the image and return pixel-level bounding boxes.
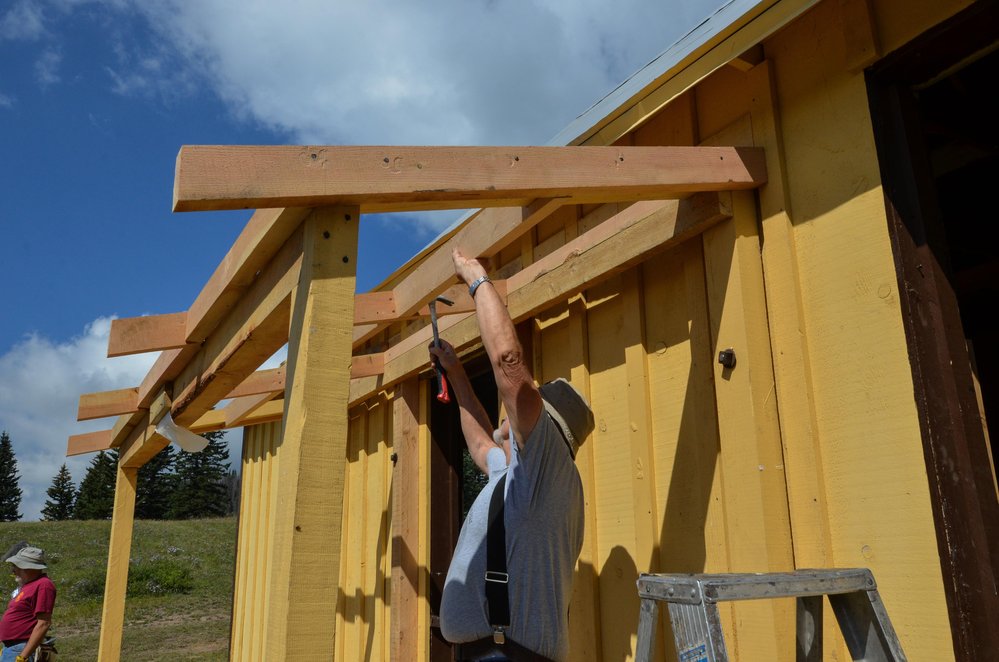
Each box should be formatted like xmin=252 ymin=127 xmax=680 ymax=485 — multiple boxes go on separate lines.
xmin=468 ymin=275 xmax=491 ymax=298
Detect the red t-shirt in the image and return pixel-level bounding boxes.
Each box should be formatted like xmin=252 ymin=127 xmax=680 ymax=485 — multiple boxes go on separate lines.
xmin=0 ymin=575 xmax=56 ymax=641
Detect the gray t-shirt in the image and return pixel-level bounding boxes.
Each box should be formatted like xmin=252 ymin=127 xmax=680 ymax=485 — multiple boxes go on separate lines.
xmin=440 ymin=412 xmax=584 ymax=661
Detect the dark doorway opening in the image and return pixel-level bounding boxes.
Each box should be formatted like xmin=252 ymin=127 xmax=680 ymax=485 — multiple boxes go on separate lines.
xmin=867 ymin=2 xmax=999 ymax=658
xmin=427 ymin=352 xmax=498 ymax=662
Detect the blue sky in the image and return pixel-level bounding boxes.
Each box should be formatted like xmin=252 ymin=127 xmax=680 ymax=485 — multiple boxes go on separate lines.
xmin=0 ymin=0 xmax=718 ymax=519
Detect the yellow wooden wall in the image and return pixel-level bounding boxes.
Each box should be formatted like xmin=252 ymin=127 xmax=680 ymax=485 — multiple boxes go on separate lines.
xmin=230 ymin=4 xmax=973 ymax=660
xmin=335 ymin=394 xmax=396 ymax=661
xmin=231 ymin=421 xmax=281 ymax=661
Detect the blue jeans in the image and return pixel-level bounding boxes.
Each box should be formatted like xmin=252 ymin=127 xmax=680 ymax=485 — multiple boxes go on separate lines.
xmin=0 ymin=642 xmax=30 ymax=662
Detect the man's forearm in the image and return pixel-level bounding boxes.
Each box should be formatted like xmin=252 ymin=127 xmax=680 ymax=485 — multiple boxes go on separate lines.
xmin=447 ymin=363 xmax=494 ymax=459
xmin=21 ymin=619 xmax=50 ymax=659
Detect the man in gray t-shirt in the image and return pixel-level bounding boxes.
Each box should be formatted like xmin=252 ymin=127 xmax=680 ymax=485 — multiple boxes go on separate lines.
xmin=429 ymin=249 xmax=595 ymax=662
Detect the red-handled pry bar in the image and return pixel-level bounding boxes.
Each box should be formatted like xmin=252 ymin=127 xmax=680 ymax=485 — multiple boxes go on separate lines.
xmin=428 ymin=295 xmax=454 ymax=403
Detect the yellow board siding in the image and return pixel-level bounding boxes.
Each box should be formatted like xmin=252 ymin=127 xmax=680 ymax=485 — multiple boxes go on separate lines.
xmin=232 ymin=421 xmax=281 ymax=662
xmin=337 ymin=395 xmax=395 ymax=662
xmin=761 ymin=0 xmax=956 ymax=657
xmin=536 ymin=225 xmax=792 ymax=660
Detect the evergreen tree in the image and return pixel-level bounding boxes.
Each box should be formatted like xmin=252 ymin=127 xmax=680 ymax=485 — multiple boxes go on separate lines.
xmin=168 ymin=431 xmax=231 ymax=519
xmin=0 ymin=431 xmax=23 ymax=521
xmin=41 ymin=463 xmax=77 ymax=521
xmin=136 ymin=445 xmax=177 ymax=519
xmin=223 ymin=468 xmax=241 ymax=517
xmin=74 ymin=450 xmax=117 ymax=520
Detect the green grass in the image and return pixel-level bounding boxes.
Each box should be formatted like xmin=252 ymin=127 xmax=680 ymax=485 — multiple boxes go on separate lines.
xmin=0 ymin=517 xmax=236 ymax=661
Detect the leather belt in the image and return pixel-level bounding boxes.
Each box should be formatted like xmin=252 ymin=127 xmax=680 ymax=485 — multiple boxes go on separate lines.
xmin=456 ymin=636 xmax=554 ymax=661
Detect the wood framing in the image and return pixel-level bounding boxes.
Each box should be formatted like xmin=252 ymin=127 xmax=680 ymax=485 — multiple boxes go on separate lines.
xmin=77 ymin=388 xmax=138 ymax=421
xmin=348 ymin=193 xmax=732 ymax=406
xmin=174 ymin=145 xmax=766 ymax=212
xmin=107 ymin=312 xmax=189 ymax=357
xmin=261 ymin=206 xmax=359 ymax=657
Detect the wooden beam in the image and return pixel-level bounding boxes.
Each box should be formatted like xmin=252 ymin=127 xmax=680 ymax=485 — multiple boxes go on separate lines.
xmin=96 ymin=462 xmax=137 ymax=662
xmin=414 ymin=281 xmax=508 ymax=317
xmin=77 ymin=388 xmax=138 ymax=421
xmin=67 ymin=430 xmax=114 ymax=456
xmin=107 ymin=312 xmax=190 ymax=357
xmin=353 ymin=291 xmax=397 ymax=325
xmin=174 ymin=145 xmax=767 ymax=212
xmin=353 ymin=198 xmax=564 ymax=348
xmin=171 ymin=226 xmax=305 ymax=427
xmin=190 ymin=399 xmax=285 ymax=433
xmin=728 ymin=44 xmax=765 ymax=71
xmin=67 ymin=399 xmax=287 ymax=458
xmin=118 ymin=415 xmax=166 ymax=469
xmin=262 ymin=206 xmax=359 ymax=658
xmin=105 ymin=207 xmax=307 ymax=450
xmin=225 ymin=366 xmax=286 ymax=399
xmin=224 ymin=392 xmax=277 ymax=428
xmin=351 ymin=353 xmax=385 ymax=379
xmin=349 ymin=193 xmax=732 ymax=406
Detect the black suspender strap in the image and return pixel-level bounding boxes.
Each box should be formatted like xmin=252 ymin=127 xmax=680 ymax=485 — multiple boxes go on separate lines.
xmin=485 ymin=473 xmax=510 ymax=643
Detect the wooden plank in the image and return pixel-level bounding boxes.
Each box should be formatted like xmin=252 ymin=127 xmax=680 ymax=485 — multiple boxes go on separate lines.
xmin=174 ymin=145 xmax=767 ymax=212
xmin=748 ymin=60 xmax=834 ymax=569
xmin=353 ymin=291 xmax=397 ymax=325
xmin=225 ymin=392 xmax=277 ymax=428
xmin=105 ymin=206 xmax=307 ymax=450
xmin=67 ymin=430 xmax=114 ymax=456
xmin=840 ymin=0 xmax=880 ymax=72
xmin=702 ymin=190 xmax=793 ymax=658
xmin=189 ymin=399 xmax=285 ymax=434
xmin=107 ymin=312 xmax=189 ymax=357
xmin=225 ymin=366 xmax=286 ymax=399
xmin=349 ymin=193 xmax=732 ymax=406
xmin=391 ymin=379 xmax=421 ymax=662
xmin=171 ymin=226 xmax=304 ymax=428
xmin=77 ymin=388 xmax=138 ymax=421
xmin=67 ymin=400 xmax=286 ymax=459
xmin=96 ymin=462 xmax=137 ymax=662
xmin=351 ymin=353 xmax=385 ymax=379
xmin=262 ymin=206 xmax=359 ymax=658
xmin=186 ymin=207 xmax=310 ymax=343
xmin=414 ymin=281 xmax=508 ymax=318
xmin=119 ymin=416 xmax=167 ymax=470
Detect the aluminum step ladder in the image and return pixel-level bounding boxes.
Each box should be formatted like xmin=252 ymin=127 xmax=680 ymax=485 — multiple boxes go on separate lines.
xmin=636 ymin=568 xmax=906 ymax=662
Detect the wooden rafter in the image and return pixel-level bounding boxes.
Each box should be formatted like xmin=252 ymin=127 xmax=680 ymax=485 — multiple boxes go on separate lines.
xmin=77 ymin=388 xmax=138 ymax=421
xmin=67 ymin=399 xmax=286 ymax=456
xmin=348 ymin=192 xmax=732 ymax=407
xmin=173 ymin=145 xmax=766 ymax=212
xmin=71 ymin=144 xmax=767 ymax=460
xmin=107 ymin=312 xmax=189 ymax=357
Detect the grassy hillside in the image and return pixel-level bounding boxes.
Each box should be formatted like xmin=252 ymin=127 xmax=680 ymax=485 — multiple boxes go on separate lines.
xmin=0 ymin=517 xmax=236 ymax=662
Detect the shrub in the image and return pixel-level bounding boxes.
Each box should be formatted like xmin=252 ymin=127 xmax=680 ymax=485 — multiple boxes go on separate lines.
xmin=66 ymin=556 xmax=195 ymax=601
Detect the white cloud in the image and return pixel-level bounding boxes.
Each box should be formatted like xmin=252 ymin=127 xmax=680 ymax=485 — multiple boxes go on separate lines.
xmin=0 ymin=0 xmax=46 ymax=41
xmin=111 ymin=0 xmax=714 ymax=146
xmin=34 ymin=48 xmax=61 ymax=86
xmin=0 ymin=317 xmax=156 ymax=520
xmin=0 ymin=93 xmax=13 ymax=108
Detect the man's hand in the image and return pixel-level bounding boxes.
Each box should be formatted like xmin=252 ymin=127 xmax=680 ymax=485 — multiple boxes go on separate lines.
xmin=452 ymin=248 xmax=488 ymax=287
xmin=429 ymin=339 xmax=462 ymax=374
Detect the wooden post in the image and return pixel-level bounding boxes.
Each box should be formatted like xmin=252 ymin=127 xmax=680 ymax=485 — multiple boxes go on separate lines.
xmin=262 ymin=206 xmax=360 ymax=659
xmin=96 ymin=462 xmax=138 ymax=662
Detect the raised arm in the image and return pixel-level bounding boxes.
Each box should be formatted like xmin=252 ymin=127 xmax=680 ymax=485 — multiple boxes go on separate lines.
xmin=451 ymin=249 xmax=543 ymax=451
xmin=430 ymin=340 xmax=496 ymax=473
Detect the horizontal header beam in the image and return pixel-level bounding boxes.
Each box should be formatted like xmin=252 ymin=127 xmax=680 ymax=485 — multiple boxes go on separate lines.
xmin=174 ymin=145 xmax=766 ymax=212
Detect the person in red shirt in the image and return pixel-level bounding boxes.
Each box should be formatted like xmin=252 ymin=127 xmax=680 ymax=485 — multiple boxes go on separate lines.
xmin=1 ymin=547 xmax=55 ymax=662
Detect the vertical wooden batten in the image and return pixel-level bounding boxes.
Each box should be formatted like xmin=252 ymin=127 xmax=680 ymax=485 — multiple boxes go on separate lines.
xmin=701 ymin=189 xmax=794 ymax=659
xmin=262 ymin=206 xmax=360 ymax=659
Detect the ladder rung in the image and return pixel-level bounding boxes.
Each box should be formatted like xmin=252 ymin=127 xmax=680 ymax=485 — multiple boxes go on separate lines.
xmin=638 ymin=568 xmax=875 ymax=604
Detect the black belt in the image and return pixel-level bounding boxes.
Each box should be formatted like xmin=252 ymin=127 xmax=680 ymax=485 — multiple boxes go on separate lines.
xmin=456 ymin=637 xmax=554 ymax=661
xmin=2 ymin=639 xmax=27 ymax=647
